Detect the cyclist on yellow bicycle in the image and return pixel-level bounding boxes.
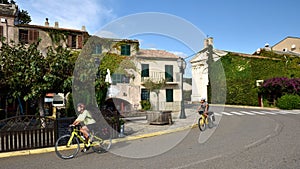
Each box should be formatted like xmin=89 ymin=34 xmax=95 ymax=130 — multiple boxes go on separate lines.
xmin=71 ymin=103 xmax=96 ymax=152
xmin=197 ymin=97 xmax=209 ymax=118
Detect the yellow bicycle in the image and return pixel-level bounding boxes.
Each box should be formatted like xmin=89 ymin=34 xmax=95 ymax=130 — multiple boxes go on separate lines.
xmin=55 ymin=124 xmax=112 ymax=159
xmin=198 ymin=111 xmax=215 ymax=131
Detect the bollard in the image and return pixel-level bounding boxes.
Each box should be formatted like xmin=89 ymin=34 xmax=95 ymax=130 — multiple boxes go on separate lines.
xmin=119 ymin=124 xmax=125 ymax=137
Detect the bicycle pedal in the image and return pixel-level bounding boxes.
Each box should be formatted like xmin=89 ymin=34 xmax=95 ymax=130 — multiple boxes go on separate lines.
xmin=81 ymin=145 xmax=90 ymax=152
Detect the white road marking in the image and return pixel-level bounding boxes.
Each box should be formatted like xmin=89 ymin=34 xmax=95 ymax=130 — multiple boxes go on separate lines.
xmin=250 ymin=111 xmax=266 ymax=115
xmin=240 ymin=111 xmax=255 ymax=115
xmin=230 ymin=111 xmax=244 ymax=115
xmin=221 ymin=112 xmax=233 ymax=116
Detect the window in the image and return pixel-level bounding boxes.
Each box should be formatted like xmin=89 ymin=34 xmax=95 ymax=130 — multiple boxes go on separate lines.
xmin=19 ymin=29 xmax=39 ymax=44
xmin=165 ymin=65 xmax=173 ymax=82
xmin=166 ymin=89 xmax=173 ymax=102
xmin=121 ymin=44 xmax=131 ymax=56
xmin=67 ymin=35 xmax=77 ymax=48
xmin=141 ymin=89 xmax=150 ymax=101
xmin=93 ymin=44 xmax=102 ymax=54
xmin=78 ymin=35 xmax=83 ymax=49
xmin=0 ymin=26 xmax=3 ymax=40
xmin=141 ymin=64 xmax=149 ymax=77
xmin=112 ymin=74 xmax=129 ymax=85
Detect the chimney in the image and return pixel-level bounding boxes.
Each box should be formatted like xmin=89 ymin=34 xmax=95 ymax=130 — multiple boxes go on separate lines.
xmin=81 ymin=25 xmax=86 ymax=31
xmin=54 ymin=21 xmax=59 ymax=28
xmin=204 ymin=37 xmax=213 ymax=48
xmin=45 ymin=18 xmax=49 ymax=27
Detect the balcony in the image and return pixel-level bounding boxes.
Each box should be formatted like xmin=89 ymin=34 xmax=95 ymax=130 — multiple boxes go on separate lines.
xmin=141 ymin=72 xmax=180 ymax=85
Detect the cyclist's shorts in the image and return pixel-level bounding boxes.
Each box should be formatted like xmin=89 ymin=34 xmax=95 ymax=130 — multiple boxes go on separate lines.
xmin=86 ymin=123 xmax=97 ymax=132
xmin=198 ymin=111 xmax=204 ymax=115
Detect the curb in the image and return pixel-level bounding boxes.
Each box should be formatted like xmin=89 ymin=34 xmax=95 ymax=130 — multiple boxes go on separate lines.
xmin=211 ymin=104 xmax=280 ymax=110
xmin=0 ymin=123 xmax=197 ymax=159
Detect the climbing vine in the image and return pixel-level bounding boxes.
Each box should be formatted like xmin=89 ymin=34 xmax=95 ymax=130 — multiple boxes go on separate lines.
xmin=209 ymin=49 xmax=300 ymax=106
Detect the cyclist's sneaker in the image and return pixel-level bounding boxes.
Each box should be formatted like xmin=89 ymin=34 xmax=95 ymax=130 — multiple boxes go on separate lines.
xmin=81 ymin=145 xmax=90 ymax=152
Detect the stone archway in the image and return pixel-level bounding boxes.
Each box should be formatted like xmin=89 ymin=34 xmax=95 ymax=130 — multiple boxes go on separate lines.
xmin=104 ymin=98 xmax=132 ymax=116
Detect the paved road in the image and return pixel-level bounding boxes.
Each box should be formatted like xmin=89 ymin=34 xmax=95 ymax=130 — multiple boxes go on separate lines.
xmin=1 ymin=107 xmax=300 ymax=169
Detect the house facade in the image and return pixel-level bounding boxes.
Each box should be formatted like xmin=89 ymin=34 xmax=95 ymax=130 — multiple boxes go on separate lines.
xmin=0 ymin=3 xmax=89 ymax=118
xmin=190 ymin=37 xmax=227 ymax=103
xmin=106 ymin=49 xmax=182 ymax=114
xmin=272 ymin=36 xmax=300 ymax=54
xmin=1 ymin=3 xmax=185 ymax=117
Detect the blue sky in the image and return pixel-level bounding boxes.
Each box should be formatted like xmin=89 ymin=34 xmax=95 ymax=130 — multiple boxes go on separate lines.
xmin=17 ymin=0 xmax=299 ymax=57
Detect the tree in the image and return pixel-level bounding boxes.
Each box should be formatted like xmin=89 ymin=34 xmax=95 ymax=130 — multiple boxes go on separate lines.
xmin=260 ymin=77 xmax=300 ymax=104
xmin=0 ymin=41 xmax=78 ymax=118
xmin=143 ymin=79 xmax=166 ymax=110
xmin=17 ymin=9 xmax=31 ymax=24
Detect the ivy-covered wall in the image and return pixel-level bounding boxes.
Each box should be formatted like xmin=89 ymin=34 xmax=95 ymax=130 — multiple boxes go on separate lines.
xmin=209 ymin=50 xmax=300 ymax=106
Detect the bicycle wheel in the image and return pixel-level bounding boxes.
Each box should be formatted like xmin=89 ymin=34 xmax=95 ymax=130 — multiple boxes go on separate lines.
xmin=55 ymin=135 xmax=80 ymax=159
xmin=91 ymin=131 xmax=112 ymax=154
xmin=198 ymin=117 xmax=206 ymax=131
xmin=207 ymin=116 xmax=214 ymax=128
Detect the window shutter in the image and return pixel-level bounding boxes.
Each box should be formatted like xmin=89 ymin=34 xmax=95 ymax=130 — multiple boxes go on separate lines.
xmin=33 ymin=30 xmax=39 ymax=41
xmin=77 ymin=35 xmax=82 ymax=49
xmin=28 ymin=29 xmax=34 ymax=44
xmin=141 ymin=64 xmax=149 ymax=77
xmin=165 ymin=65 xmax=173 ymax=82
xmin=166 ymin=89 xmax=173 ymax=102
xmin=0 ymin=26 xmax=3 ymax=39
xmin=28 ymin=30 xmax=39 ymax=44
xmin=67 ymin=35 xmax=72 ymax=47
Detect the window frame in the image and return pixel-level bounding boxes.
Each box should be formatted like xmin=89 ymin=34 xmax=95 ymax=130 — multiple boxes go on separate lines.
xmin=121 ymin=44 xmax=131 ymax=56
xmin=19 ymin=29 xmax=39 ymax=44
xmin=111 ymin=73 xmax=130 ymax=85
xmin=141 ymin=64 xmax=149 ymax=77
xmin=93 ymin=44 xmax=102 ymax=54
xmin=165 ymin=65 xmax=174 ymax=82
xmin=141 ymin=89 xmax=150 ymax=101
xmin=0 ymin=26 xmax=3 ymax=40
xmin=166 ymin=89 xmax=174 ymax=102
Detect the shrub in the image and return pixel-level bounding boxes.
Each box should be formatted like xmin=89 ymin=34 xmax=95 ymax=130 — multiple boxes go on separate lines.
xmin=140 ymin=100 xmax=151 ymax=111
xmin=277 ymin=94 xmax=300 ymax=110
xmin=66 ymin=93 xmax=76 ymax=117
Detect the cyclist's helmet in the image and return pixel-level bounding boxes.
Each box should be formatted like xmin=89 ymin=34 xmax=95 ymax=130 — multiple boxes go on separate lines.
xmin=201 ymin=97 xmax=206 ymax=101
xmin=77 ymin=103 xmax=85 ymax=110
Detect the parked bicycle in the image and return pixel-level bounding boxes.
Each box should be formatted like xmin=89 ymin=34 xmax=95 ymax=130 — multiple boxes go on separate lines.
xmin=55 ymin=124 xmax=112 ymax=159
xmin=198 ymin=111 xmax=215 ymax=131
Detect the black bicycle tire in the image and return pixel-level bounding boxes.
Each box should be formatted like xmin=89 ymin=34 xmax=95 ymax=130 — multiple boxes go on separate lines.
xmin=55 ymin=134 xmax=80 ymax=159
xmin=91 ymin=131 xmax=112 ymax=153
xmin=207 ymin=116 xmax=214 ymax=128
xmin=198 ymin=117 xmax=206 ymax=131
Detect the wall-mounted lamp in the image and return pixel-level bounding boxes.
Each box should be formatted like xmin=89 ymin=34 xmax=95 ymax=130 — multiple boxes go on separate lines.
xmin=1 ymin=18 xmax=7 ymax=23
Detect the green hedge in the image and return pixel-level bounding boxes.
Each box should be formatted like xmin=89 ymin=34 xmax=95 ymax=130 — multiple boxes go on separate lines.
xmin=277 ymin=94 xmax=300 ymax=110
xmin=208 ymin=50 xmax=300 ymax=106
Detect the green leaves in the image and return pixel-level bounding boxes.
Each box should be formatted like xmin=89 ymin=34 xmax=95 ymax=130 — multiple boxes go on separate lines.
xmin=0 ymin=41 xmax=77 ymax=101
xmin=216 ymin=51 xmax=300 ymax=106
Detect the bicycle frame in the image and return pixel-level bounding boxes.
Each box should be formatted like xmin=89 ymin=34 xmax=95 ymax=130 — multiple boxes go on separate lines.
xmin=67 ymin=126 xmax=104 ymax=147
xmin=67 ymin=128 xmax=85 ymax=147
xmin=198 ymin=111 xmax=215 ymax=131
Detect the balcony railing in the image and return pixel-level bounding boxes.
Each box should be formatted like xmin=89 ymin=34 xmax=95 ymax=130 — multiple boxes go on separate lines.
xmin=141 ymin=72 xmax=180 ymax=84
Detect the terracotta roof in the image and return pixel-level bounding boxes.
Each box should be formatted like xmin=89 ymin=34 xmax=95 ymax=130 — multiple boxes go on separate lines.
xmin=16 ymin=24 xmax=88 ymax=33
xmin=137 ymin=49 xmax=180 ymax=59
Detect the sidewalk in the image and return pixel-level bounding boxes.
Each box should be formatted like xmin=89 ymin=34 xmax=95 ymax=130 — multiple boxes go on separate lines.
xmin=0 ymin=108 xmax=198 ymax=158
xmin=116 ymin=108 xmax=198 ymax=141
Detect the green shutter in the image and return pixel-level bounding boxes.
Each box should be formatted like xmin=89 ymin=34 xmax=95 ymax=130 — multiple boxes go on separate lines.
xmin=165 ymin=65 xmax=173 ymax=82
xmin=166 ymin=89 xmax=173 ymax=102
xmin=141 ymin=64 xmax=149 ymax=77
xmin=121 ymin=45 xmax=131 ymax=55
